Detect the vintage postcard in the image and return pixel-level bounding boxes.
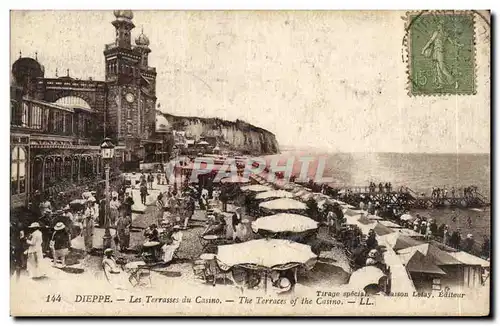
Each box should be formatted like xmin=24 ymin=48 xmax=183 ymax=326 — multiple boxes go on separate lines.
xmin=10 ymin=10 xmax=490 ymax=316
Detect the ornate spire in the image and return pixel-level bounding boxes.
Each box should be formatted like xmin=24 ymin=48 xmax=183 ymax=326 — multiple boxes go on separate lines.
xmin=55 ymin=68 xmax=58 ymax=77
xmin=19 ymin=50 xmax=21 ymax=58
xmin=135 ymin=27 xmax=150 ymax=47
xmin=113 ymin=10 xmax=134 ymax=20
xmin=67 ymin=69 xmax=70 ymax=77
xmin=35 ymin=51 xmax=38 ymax=60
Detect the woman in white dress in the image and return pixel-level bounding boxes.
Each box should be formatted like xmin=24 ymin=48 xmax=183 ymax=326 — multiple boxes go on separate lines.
xmin=26 ymin=222 xmax=44 ymax=279
xmin=161 ymin=226 xmax=183 ymax=263
xmin=83 ymin=199 xmax=95 ymax=252
xmin=102 ymin=248 xmax=128 ymax=289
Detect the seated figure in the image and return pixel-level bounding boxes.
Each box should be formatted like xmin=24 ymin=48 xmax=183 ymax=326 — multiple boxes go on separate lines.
xmin=102 ymin=248 xmax=128 ymax=289
xmin=161 ymin=226 xmax=183 ymax=263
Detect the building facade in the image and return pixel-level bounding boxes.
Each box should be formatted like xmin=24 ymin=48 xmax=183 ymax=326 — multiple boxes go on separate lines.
xmin=10 ymin=10 xmax=164 ymax=210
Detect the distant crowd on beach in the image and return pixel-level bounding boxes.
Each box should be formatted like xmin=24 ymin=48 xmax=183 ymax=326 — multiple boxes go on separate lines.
xmin=431 ymin=185 xmax=479 ymax=199
xmin=334 ymin=182 xmax=482 ymax=201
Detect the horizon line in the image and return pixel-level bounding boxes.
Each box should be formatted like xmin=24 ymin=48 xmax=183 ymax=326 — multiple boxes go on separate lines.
xmin=277 ymin=145 xmax=491 ymax=156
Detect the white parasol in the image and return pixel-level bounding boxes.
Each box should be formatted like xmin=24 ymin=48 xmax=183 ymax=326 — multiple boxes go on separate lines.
xmin=348 ymin=266 xmax=386 ymax=290
xmin=300 ymin=193 xmax=314 ymax=201
xmin=259 ymin=198 xmax=307 ymax=211
xmin=240 ymin=185 xmax=274 ymax=193
xmin=293 ymin=190 xmax=309 ymax=197
xmin=366 ymin=214 xmax=384 ymax=220
xmin=344 ymin=208 xmax=363 ymax=217
xmin=282 ymin=183 xmax=297 ymax=191
xmin=400 ymin=214 xmax=415 ymax=221
xmin=255 ymin=190 xmax=294 ymax=200
xmin=312 ymin=193 xmax=328 ymax=201
xmin=251 ymin=213 xmax=318 ymax=233
xmin=217 ymin=238 xmax=317 ymax=269
xmin=220 ymin=176 xmax=251 ymax=184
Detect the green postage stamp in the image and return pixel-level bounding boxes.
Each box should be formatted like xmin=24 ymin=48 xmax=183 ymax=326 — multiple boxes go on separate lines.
xmin=406 ymin=11 xmax=476 ymax=96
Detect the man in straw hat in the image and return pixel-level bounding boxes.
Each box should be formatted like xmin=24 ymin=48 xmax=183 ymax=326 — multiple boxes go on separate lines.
xmin=50 ymin=222 xmax=71 ymax=267
xmin=26 ymin=222 xmax=44 ymax=279
xmin=463 ymin=234 xmax=475 ymax=253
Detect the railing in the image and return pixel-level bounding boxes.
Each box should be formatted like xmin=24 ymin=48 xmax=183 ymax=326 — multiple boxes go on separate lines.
xmin=44 ymin=78 xmax=106 ymax=89
xmin=145 ymin=67 xmax=156 ymax=74
xmin=11 ymin=98 xmax=96 ymax=139
xmin=105 ymin=43 xmax=117 ymax=51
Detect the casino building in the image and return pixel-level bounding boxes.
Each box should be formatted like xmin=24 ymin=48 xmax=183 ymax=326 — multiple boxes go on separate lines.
xmin=10 ymin=10 xmax=167 ymax=209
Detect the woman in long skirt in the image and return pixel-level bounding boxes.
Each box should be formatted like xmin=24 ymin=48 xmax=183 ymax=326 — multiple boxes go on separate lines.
xmin=102 ymin=248 xmax=129 ymax=289
xmin=26 ymin=222 xmax=44 ymax=279
xmin=116 ymin=213 xmax=131 ymax=252
xmin=83 ymin=201 xmax=95 ymax=252
xmin=109 ymin=194 xmax=121 ymax=227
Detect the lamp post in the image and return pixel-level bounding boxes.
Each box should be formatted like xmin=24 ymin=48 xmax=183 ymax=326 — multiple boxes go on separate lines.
xmin=100 ymin=137 xmax=115 ymax=250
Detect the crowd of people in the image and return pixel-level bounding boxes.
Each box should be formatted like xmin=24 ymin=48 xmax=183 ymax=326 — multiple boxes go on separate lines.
xmin=9 ymin=182 xmax=138 ymax=280
xmin=368 ymin=182 xmax=393 ymax=193
xmin=431 ymin=185 xmax=479 ymax=199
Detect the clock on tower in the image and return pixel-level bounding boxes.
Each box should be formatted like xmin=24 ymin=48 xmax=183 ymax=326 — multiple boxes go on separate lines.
xmin=125 ymin=92 xmax=135 ymax=103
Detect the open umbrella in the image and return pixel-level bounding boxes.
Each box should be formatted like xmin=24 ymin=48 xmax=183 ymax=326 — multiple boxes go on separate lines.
xmin=300 ymin=193 xmax=314 ymax=201
xmin=396 ymin=228 xmax=426 ymax=238
xmin=252 ymin=213 xmax=318 ymax=233
xmin=256 ymin=190 xmax=294 ymax=200
xmin=259 ymin=198 xmax=307 ymax=211
xmin=380 ymin=232 xmax=425 ymax=251
xmin=220 ymin=176 xmax=251 ymax=184
xmin=217 ymin=238 xmax=317 ymax=270
xmin=366 ymin=214 xmax=383 ymax=220
xmin=348 ymin=266 xmax=386 ymax=289
xmin=400 ymin=214 xmax=415 ymax=221
xmin=344 ymin=208 xmax=363 ymax=217
xmin=373 ymin=222 xmax=395 ymax=236
xmin=290 ymin=188 xmax=304 ymax=195
xmin=282 ymin=183 xmax=297 ymax=191
xmin=241 ymin=184 xmax=274 ymax=193
xmin=379 ymin=220 xmax=403 ymax=229
xmin=357 ymin=215 xmax=374 ymax=225
xmin=69 ymin=199 xmax=86 ymax=211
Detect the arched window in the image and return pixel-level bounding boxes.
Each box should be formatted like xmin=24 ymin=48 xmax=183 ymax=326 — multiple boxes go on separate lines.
xmin=54 ymin=96 xmax=92 ymax=112
xmin=11 ymin=146 xmax=27 ymax=195
xmin=64 ymin=157 xmax=72 ymax=179
xmin=32 ymin=157 xmax=43 ymax=192
xmin=44 ymin=157 xmax=55 ymax=187
xmin=55 ymin=157 xmax=63 ymax=179
xmin=73 ymin=157 xmax=79 ymax=180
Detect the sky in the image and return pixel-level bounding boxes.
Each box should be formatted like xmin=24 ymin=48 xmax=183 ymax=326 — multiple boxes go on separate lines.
xmin=10 ymin=10 xmax=491 ymax=153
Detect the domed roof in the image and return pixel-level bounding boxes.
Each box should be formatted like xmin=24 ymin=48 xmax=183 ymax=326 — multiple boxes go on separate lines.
xmin=155 ymin=114 xmax=171 ymax=133
xmin=113 ymin=10 xmax=133 ymax=20
xmin=135 ymin=31 xmax=150 ymax=47
xmin=11 ymin=57 xmax=44 ymax=85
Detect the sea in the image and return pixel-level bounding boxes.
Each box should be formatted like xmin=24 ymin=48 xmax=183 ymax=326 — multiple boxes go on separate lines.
xmin=264 ymin=150 xmax=491 ymax=248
